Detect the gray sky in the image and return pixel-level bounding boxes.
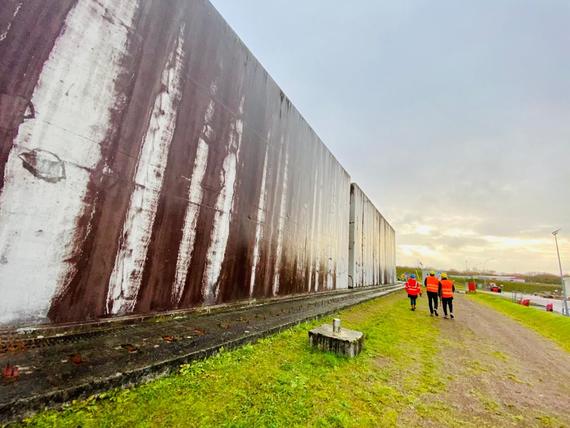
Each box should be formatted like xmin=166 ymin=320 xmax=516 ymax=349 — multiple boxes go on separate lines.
xmin=210 ymin=0 xmax=570 ymax=274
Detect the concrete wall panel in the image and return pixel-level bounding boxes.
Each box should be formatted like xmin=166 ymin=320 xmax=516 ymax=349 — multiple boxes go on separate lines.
xmin=0 ymin=0 xmax=351 ymax=326
xmin=349 ymin=184 xmax=396 ymax=288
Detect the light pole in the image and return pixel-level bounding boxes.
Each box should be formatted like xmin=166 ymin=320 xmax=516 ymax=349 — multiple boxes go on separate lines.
xmin=552 ymin=229 xmax=569 ymax=316
xmin=482 ymin=257 xmax=493 ymax=289
xmin=483 ymin=257 xmax=493 ymax=272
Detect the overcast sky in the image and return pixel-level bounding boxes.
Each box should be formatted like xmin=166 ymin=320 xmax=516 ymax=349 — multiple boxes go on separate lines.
xmin=210 ymin=0 xmax=570 ymax=275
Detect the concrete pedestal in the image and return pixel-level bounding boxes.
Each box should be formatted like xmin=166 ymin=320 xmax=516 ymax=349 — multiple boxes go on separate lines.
xmin=308 ymin=322 xmax=363 ymax=358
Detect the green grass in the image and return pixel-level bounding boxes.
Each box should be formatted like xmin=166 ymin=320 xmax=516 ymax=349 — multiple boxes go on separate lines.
xmin=448 ymin=277 xmax=560 ymax=295
xmin=23 ymin=293 xmax=456 ymax=428
xmin=396 ymin=266 xmax=562 ymax=295
xmin=469 ymin=293 xmax=570 ymax=353
xmin=491 ymin=281 xmax=561 ymax=294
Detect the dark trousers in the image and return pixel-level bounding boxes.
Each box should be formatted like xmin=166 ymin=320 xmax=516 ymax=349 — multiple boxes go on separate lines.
xmin=408 ymin=295 xmax=417 ymax=306
xmin=442 ymin=297 xmax=453 ymax=315
xmin=427 ymin=291 xmax=439 ymax=314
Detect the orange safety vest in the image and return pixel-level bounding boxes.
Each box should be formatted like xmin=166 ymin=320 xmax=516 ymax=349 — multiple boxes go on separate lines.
xmin=405 ymin=279 xmax=421 ymax=296
xmin=440 ymin=279 xmax=454 ymax=298
xmin=425 ymin=275 xmax=439 ymax=293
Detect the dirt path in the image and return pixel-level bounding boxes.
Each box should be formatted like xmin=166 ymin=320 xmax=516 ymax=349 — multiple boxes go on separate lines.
xmin=436 ymin=295 xmax=570 ymax=427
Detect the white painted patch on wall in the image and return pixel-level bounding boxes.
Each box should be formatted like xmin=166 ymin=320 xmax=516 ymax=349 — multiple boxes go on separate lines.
xmin=326 ymin=257 xmax=334 ymax=290
xmin=308 ymin=168 xmax=319 ymax=292
xmin=202 ymin=98 xmax=245 ymax=305
xmin=106 ymin=25 xmax=185 ymax=315
xmin=313 ymin=164 xmax=322 ymax=291
xmin=0 ymin=0 xmax=139 ymax=325
xmin=272 ymin=150 xmax=288 ymax=296
xmin=249 ymin=141 xmax=269 ymax=296
xmin=327 ymin=169 xmax=339 ymax=290
xmin=172 ymin=94 xmax=216 ymax=304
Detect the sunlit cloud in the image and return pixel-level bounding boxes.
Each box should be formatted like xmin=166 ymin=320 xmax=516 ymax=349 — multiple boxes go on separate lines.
xmin=397 ymin=228 xmax=570 ymax=273
xmin=443 ymin=228 xmax=478 ymax=238
xmin=482 ymin=236 xmax=550 ymax=250
xmin=399 ymin=244 xmax=440 ymax=258
xmin=399 ymin=223 xmax=435 ymax=236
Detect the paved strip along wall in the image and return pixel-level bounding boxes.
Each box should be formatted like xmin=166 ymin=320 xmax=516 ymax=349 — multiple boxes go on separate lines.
xmin=0 ymin=0 xmax=393 ymax=328
xmin=349 ymin=183 xmax=396 ymax=288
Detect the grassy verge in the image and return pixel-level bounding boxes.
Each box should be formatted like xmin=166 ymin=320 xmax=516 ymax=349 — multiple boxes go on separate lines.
xmin=469 ymin=293 xmax=570 ymax=353
xmin=491 ymin=281 xmax=560 ymax=295
xmin=23 ymin=293 xmax=457 ymax=428
xmin=449 ymin=278 xmax=559 ymax=295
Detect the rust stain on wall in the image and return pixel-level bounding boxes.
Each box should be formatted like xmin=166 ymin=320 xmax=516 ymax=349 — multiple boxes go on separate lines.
xmin=0 ymin=0 xmax=393 ymax=327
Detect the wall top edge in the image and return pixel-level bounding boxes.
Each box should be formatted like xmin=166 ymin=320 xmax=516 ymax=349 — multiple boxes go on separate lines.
xmin=350 ymin=183 xmax=395 ymax=233
xmin=207 ymin=0 xmax=350 ymax=179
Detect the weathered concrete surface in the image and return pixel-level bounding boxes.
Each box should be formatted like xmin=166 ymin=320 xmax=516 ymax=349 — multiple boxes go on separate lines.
xmin=0 ymin=0 xmax=358 ymax=327
xmin=309 ymin=323 xmax=363 ymax=357
xmin=349 ymin=183 xmax=396 ymax=288
xmin=0 ymin=284 xmax=402 ymax=423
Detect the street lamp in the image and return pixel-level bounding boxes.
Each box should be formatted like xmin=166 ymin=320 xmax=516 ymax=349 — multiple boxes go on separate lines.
xmin=482 ymin=257 xmax=493 ymax=289
xmin=483 ymin=257 xmax=493 ymax=273
xmin=552 ymin=229 xmax=569 ymax=316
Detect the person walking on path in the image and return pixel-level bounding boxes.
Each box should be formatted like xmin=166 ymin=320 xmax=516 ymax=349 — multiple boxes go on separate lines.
xmin=424 ymin=271 xmax=440 ymax=316
xmin=405 ymin=273 xmax=422 ymax=311
xmin=439 ymin=273 xmax=455 ymax=319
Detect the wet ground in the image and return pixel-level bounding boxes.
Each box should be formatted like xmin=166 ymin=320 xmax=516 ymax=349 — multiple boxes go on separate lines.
xmin=0 ymin=285 xmax=401 ymax=422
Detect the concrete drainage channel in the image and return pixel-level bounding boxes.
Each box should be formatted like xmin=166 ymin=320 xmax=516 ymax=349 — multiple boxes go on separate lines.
xmin=0 ymin=284 xmax=402 ymax=422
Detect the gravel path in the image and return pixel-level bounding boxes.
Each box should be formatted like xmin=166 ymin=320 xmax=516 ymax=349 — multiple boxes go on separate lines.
xmin=438 ymin=295 xmax=570 ymax=427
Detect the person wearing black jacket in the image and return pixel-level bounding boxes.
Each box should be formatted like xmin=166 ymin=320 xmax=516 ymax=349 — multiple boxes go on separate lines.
xmin=424 ymin=271 xmax=440 ymax=316
xmin=439 ymin=273 xmax=456 ymax=319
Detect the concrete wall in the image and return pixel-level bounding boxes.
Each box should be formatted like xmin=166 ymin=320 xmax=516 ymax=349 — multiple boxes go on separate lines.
xmin=348 ymin=184 xmax=396 ymax=288
xmin=0 ymin=0 xmax=393 ymax=327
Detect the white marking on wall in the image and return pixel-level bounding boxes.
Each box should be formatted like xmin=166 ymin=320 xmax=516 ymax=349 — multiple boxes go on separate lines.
xmin=326 ymin=257 xmax=334 ymax=290
xmin=308 ymin=167 xmax=319 ymax=292
xmin=106 ymin=26 xmax=185 ymax=315
xmin=202 ymin=97 xmax=245 ymax=305
xmin=172 ymin=94 xmax=216 ymax=304
xmin=0 ymin=0 xmax=138 ymax=325
xmin=313 ymin=155 xmax=323 ymax=290
xmin=327 ymin=166 xmax=339 ymax=290
xmin=0 ymin=1 xmax=22 ymax=42
xmin=272 ymin=150 xmax=288 ymax=296
xmin=249 ymin=140 xmax=269 ymax=296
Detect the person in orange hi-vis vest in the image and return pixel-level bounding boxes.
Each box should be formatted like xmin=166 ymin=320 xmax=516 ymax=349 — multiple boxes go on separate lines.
xmin=439 ymin=273 xmax=456 ymax=319
xmin=424 ymin=271 xmax=441 ymax=316
xmin=405 ymin=273 xmax=422 ymax=311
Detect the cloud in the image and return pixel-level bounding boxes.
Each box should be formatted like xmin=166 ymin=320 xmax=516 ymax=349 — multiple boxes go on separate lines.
xmin=394 ymin=205 xmax=570 ymax=273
